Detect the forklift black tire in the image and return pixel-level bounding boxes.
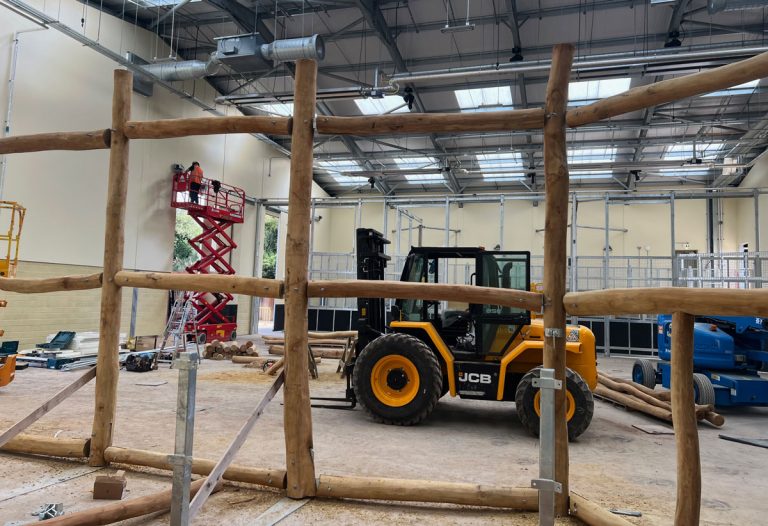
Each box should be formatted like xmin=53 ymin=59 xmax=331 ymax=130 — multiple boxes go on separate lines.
xmin=353 ymin=333 xmax=443 ymax=426
xmin=515 ymin=367 xmax=594 ymax=441
xmin=197 ymin=333 xmax=207 ymax=345
xmin=693 ymin=373 xmax=716 ymax=406
xmin=632 ymin=359 xmax=657 ymax=389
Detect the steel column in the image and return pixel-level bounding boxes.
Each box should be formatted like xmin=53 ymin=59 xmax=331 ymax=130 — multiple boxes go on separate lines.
xmin=250 ymin=203 xmax=264 ymax=334
xmin=129 ymin=287 xmax=139 ymax=338
xmin=499 ymin=196 xmax=505 ymax=250
xmin=532 ymin=368 xmax=563 ymax=526
xmin=670 ymin=193 xmax=677 ymax=286
xmin=170 ymin=351 xmax=199 ymax=526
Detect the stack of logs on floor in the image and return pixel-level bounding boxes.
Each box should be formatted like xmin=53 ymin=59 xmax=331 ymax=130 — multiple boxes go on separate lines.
xmin=596 ymin=373 xmax=725 ymax=427
xmin=203 ymin=340 xmax=257 ymax=360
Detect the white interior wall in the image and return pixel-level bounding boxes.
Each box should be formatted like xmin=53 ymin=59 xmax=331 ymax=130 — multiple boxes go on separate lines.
xmin=721 ymin=152 xmax=768 ymax=252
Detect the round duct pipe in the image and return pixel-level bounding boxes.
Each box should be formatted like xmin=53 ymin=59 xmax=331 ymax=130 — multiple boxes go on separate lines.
xmin=260 ymin=35 xmax=325 ymax=63
xmin=140 ymin=59 xmax=220 ymax=81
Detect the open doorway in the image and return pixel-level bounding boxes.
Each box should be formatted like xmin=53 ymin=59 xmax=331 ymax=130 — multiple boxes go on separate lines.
xmin=259 ymin=213 xmax=280 ymax=325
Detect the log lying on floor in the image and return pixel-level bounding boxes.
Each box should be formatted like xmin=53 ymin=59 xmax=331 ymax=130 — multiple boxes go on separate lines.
xmin=569 ymin=492 xmax=635 ymax=526
xmin=43 ymin=478 xmax=208 ymax=526
xmin=103 ymin=446 xmax=286 ymax=489
xmin=308 ymin=331 xmax=357 ymax=339
xmin=595 ymin=377 xmax=724 ymax=427
xmin=265 ymin=357 xmax=285 ymax=376
xmin=267 ymin=345 xmax=344 ymax=359
xmin=315 ymin=474 xmax=538 ymax=510
xmin=607 ymin=375 xmax=672 ymax=401
xmin=0 ymin=434 xmax=90 ymax=458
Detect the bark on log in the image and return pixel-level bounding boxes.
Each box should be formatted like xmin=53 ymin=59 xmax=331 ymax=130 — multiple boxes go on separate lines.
xmin=671 ymin=312 xmax=701 ymax=525
xmin=316 ymin=474 xmax=538 ymax=510
xmin=0 ymin=273 xmax=102 ymax=293
xmin=567 ymin=50 xmax=768 ymax=127
xmin=115 ymin=271 xmax=283 ymax=299
xmin=90 ymin=69 xmax=132 ymax=467
xmin=282 ymin=59 xmax=317 ymax=498
xmin=569 ymin=492 xmax=635 ymax=526
xmin=564 ymin=288 xmax=768 ymax=317
xmin=0 ymin=129 xmax=110 ymax=155
xmin=1 ymin=434 xmax=90 ymax=458
xmin=42 ymin=478 xmax=208 ymax=526
xmin=103 ymin=446 xmax=286 ymax=488
xmin=308 ymin=280 xmax=543 ymax=312
xmin=315 ymin=108 xmax=545 ymax=136
xmin=124 ymin=115 xmax=292 ymax=139
xmin=542 ymin=42 xmax=575 ymax=516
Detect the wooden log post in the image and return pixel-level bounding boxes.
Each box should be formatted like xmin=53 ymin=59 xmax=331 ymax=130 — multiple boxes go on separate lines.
xmin=541 ymin=43 xmax=575 ymax=516
xmin=0 ymin=129 xmax=111 ymax=155
xmin=90 ymin=69 xmax=132 ymax=467
xmin=282 ymin=58 xmax=318 ymax=498
xmin=671 ymin=312 xmax=701 ymax=525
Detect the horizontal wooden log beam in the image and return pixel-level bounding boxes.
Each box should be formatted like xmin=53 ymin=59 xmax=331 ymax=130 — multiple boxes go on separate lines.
xmin=43 ymin=478 xmax=208 ymax=526
xmin=0 ymin=273 xmax=102 ymax=293
xmin=564 ymin=288 xmax=768 ymax=317
xmin=123 ymin=115 xmax=292 ymax=139
xmin=1 ymin=434 xmax=90 ymax=458
xmin=315 ymin=108 xmax=545 ymax=136
xmin=569 ymin=492 xmax=635 ymax=526
xmin=0 ymin=129 xmax=111 ymax=155
xmin=103 ymin=446 xmax=286 ymax=489
xmin=114 ymin=271 xmax=284 ymax=299
xmin=567 ymin=51 xmax=768 ymax=127
xmin=308 ymin=279 xmax=543 ymax=312
xmin=316 ymin=474 xmax=538 ymax=510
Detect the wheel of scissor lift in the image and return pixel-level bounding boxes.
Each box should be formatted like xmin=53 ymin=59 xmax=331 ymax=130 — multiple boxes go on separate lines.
xmin=693 ymin=373 xmax=716 ymax=407
xmin=632 ymin=359 xmax=657 ymax=389
xmin=515 ymin=367 xmax=594 ymax=441
xmin=197 ymin=332 xmax=207 ymax=345
xmin=230 ymin=330 xmax=237 ymax=341
xmin=353 ymin=333 xmax=443 ymax=426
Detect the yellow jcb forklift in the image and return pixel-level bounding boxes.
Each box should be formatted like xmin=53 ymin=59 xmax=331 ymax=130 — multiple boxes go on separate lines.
xmin=338 ymin=228 xmax=597 ymax=440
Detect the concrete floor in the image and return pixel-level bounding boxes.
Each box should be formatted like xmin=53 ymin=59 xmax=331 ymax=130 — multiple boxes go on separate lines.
xmin=0 ymin=347 xmax=766 ymax=525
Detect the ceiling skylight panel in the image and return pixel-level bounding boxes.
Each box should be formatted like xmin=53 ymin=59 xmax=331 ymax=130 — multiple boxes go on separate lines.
xmin=455 ymin=87 xmax=513 ymax=112
xmin=568 ymin=78 xmax=631 ymax=106
xmin=568 ymin=147 xmax=617 ymax=164
xmin=354 ymin=96 xmax=409 ymax=115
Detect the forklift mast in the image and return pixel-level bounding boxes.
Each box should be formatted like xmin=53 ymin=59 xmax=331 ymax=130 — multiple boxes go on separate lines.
xmin=355 ymin=228 xmax=391 ymax=350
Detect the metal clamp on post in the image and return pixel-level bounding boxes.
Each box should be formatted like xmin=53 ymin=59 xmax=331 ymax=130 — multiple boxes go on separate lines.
xmin=543 ymin=327 xmax=564 ymax=338
xmin=531 ymin=368 xmax=562 ymax=526
xmin=170 ymin=351 xmax=199 ymax=526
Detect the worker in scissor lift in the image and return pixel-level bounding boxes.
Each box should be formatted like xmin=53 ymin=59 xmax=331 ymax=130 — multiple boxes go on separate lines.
xmin=188 ymin=161 xmax=204 ymax=204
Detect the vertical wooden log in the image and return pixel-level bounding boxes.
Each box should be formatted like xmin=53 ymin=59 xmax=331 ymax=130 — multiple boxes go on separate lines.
xmin=671 ymin=311 xmax=701 ymax=525
xmin=89 ymin=69 xmax=132 ymax=466
xmin=283 ymin=59 xmax=318 ymax=498
xmin=542 ymin=43 xmax=575 ymax=516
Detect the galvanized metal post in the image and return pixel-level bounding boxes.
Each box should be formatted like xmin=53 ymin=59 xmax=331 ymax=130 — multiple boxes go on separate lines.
xmin=128 ymin=287 xmax=139 ymax=338
xmin=310 ymin=201 xmax=317 ymax=268
xmin=499 ymin=196 xmax=505 ymax=250
xmin=382 ymin=200 xmax=389 ymax=254
xmin=395 ymin=207 xmax=402 ymax=257
xmin=532 ymin=367 xmax=563 ymax=526
xmin=754 ymin=190 xmax=762 ymax=289
xmin=250 ymin=203 xmax=264 ymax=334
xmin=570 ymin=195 xmax=578 ymax=293
xmin=603 ymin=196 xmax=611 ymax=356
xmin=444 ymin=196 xmax=450 ymax=247
xmin=170 ymin=351 xmax=199 ymax=526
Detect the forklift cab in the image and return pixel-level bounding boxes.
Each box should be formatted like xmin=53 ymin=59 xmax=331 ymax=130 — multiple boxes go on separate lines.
xmin=394 ymin=247 xmax=531 ymax=356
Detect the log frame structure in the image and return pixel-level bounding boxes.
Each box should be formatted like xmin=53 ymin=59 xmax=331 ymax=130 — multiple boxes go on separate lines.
xmin=1 ymin=46 xmax=767 ymax=524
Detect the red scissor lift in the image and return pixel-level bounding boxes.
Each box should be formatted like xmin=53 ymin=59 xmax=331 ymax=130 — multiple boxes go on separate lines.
xmin=172 ymin=170 xmax=245 ymax=344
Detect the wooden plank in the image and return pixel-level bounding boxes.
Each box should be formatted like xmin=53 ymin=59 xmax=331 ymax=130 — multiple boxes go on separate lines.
xmin=308 ymin=279 xmax=543 ymax=312
xmin=563 ymin=287 xmax=768 ymax=317
xmin=252 ymin=497 xmax=310 ymax=526
xmin=541 ymin=42 xmax=575 ymax=516
xmin=0 ymin=368 xmax=96 ymax=449
xmin=115 ymin=271 xmax=284 ymax=298
xmin=124 ymin=115 xmax=291 ymax=139
xmin=0 ymin=273 xmax=102 ymax=293
xmin=315 ymin=474 xmax=538 ymax=510
xmin=315 ymin=108 xmax=545 ymax=136
xmin=188 ymin=372 xmax=285 ymax=519
xmin=90 ymin=69 xmax=132 ymax=467
xmin=671 ymin=312 xmax=701 ymax=525
xmin=282 ymin=58 xmax=318 ymax=499
xmin=103 ymin=446 xmax=286 ymax=488
xmin=0 ymin=129 xmax=110 ymax=154
xmin=567 ymin=50 xmax=768 ymax=127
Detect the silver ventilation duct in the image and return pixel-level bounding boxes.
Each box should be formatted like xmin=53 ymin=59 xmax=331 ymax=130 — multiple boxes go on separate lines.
xmin=140 ymin=59 xmax=220 ymax=81
xmin=260 ymin=35 xmax=325 ymax=63
xmin=708 ymin=0 xmax=768 ymax=13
